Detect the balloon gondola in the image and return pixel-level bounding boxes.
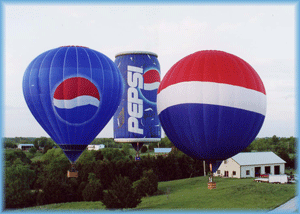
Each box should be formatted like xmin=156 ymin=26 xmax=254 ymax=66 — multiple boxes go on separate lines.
xmin=22 ymin=46 xmax=123 ymax=177
xmin=157 ymin=50 xmax=267 ymax=188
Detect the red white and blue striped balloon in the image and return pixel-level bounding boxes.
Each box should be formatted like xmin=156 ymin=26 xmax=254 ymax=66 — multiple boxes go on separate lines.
xmin=157 ymin=50 xmax=266 ymax=161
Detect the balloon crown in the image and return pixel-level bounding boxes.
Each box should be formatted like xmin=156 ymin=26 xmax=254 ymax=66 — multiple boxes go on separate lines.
xmin=59 ymin=45 xmax=89 ymax=48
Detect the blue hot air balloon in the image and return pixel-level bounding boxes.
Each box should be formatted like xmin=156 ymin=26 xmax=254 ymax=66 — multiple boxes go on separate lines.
xmin=22 ymin=46 xmax=123 ymax=165
xmin=157 ymin=50 xmax=266 ymax=185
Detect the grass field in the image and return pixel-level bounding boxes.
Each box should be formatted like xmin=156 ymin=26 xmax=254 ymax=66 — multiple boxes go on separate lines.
xmin=21 ymin=176 xmax=296 ymax=211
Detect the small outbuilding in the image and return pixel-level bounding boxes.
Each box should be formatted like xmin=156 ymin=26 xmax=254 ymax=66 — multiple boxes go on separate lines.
xmin=214 ymin=152 xmax=286 ymax=178
xmin=154 ymin=148 xmax=172 ymax=157
xmin=87 ymin=144 xmax=105 ymax=151
xmin=18 ymin=144 xmax=34 ymax=151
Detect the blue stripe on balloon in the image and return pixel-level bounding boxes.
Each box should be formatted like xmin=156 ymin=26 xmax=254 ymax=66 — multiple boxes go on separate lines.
xmin=159 ymin=103 xmax=265 ymax=161
xmin=55 ymin=105 xmax=98 ymax=124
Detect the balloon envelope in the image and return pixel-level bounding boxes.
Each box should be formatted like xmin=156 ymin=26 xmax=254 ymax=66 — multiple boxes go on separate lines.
xmin=23 ymin=46 xmax=123 ymax=163
xmin=113 ymin=52 xmax=161 ymax=145
xmin=157 ymin=50 xmax=266 ymax=162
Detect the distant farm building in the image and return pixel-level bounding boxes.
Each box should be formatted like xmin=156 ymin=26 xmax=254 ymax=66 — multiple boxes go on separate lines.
xmin=214 ymin=152 xmax=286 ymax=178
xmin=87 ymin=144 xmax=105 ymax=151
xmin=18 ymin=144 xmax=34 ymax=151
xmin=154 ymin=148 xmax=172 ymax=157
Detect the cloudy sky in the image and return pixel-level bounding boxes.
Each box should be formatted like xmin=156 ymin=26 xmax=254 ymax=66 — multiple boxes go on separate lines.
xmin=4 ymin=3 xmax=296 ymax=138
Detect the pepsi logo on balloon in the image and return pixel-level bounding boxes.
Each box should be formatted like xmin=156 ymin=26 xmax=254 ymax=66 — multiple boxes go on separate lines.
xmin=53 ymin=77 xmax=100 ymax=125
xmin=141 ymin=69 xmax=160 ymax=103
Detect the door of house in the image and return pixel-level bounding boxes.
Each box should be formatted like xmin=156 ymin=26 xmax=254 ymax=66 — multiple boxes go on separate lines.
xmin=265 ymin=166 xmax=271 ymax=174
xmin=255 ymin=167 xmax=261 ymax=177
xmin=274 ymin=165 xmax=280 ymax=174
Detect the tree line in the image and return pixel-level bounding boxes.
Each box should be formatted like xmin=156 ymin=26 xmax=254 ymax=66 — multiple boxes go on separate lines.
xmin=4 ymin=135 xmax=297 ymax=209
xmin=242 ymin=135 xmax=296 ymax=168
xmin=4 ymin=145 xmax=204 ymax=209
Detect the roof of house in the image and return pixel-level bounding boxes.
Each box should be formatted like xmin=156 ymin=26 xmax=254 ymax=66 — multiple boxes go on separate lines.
xmin=154 ymin=148 xmax=172 ymax=153
xmin=231 ymin=152 xmax=286 ymax=166
xmin=18 ymin=144 xmax=34 ymax=147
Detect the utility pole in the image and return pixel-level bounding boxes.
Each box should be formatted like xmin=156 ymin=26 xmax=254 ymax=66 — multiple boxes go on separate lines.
xmin=203 ymin=160 xmax=206 ymax=176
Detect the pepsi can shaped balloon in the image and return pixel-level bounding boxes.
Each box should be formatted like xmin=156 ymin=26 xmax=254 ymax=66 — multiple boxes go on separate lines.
xmin=113 ymin=51 xmax=161 ymax=143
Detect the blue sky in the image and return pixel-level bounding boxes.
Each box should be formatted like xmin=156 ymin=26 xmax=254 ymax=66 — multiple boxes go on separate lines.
xmin=3 ymin=3 xmax=296 ymax=138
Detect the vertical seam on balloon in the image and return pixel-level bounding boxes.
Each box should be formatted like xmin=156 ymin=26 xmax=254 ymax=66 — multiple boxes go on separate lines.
xmin=49 ymin=47 xmax=66 ymax=148
xmin=79 ymin=47 xmax=93 ymax=142
xmin=237 ymin=57 xmax=258 ymax=147
xmin=28 ymin=56 xmax=46 ymax=136
xmin=202 ymin=53 xmax=208 ymax=159
xmin=216 ymin=52 xmax=222 ymax=160
xmin=36 ymin=49 xmax=60 ymax=143
xmin=235 ymin=56 xmax=260 ymax=152
xmin=188 ymin=54 xmax=199 ymax=158
xmin=231 ymin=54 xmax=244 ymax=153
xmin=64 ymin=47 xmax=71 ymax=145
xmin=83 ymin=49 xmax=104 ymax=143
xmin=28 ymin=52 xmax=59 ymax=143
xmin=75 ymin=46 xmax=79 ymax=147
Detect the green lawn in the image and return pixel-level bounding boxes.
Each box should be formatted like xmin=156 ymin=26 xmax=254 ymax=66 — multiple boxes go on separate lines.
xmin=20 ymin=176 xmax=296 ymax=211
xmin=136 ymin=176 xmax=296 ymax=211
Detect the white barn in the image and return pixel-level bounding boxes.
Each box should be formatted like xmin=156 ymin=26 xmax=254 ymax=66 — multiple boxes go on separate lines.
xmin=87 ymin=144 xmax=105 ymax=151
xmin=214 ymin=152 xmax=286 ymax=178
xmin=18 ymin=144 xmax=34 ymax=150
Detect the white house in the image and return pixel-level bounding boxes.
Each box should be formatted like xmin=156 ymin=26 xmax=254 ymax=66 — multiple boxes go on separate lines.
xmin=214 ymin=152 xmax=286 ymax=178
xmin=18 ymin=144 xmax=34 ymax=150
xmin=87 ymin=144 xmax=105 ymax=151
xmin=154 ymin=148 xmax=172 ymax=157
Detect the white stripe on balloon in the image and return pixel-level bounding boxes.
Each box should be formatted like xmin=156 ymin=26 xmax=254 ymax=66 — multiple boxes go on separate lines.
xmin=157 ymin=81 xmax=266 ymax=116
xmin=53 ymin=95 xmax=100 ymax=109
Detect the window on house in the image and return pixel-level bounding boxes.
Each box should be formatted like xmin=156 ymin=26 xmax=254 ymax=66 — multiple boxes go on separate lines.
xmin=217 ymin=170 xmax=220 ymax=174
xmin=233 ymin=171 xmax=236 ymax=176
xmin=246 ymin=170 xmax=250 ymax=175
xmin=265 ymin=166 xmax=271 ymax=174
xmin=224 ymin=160 xmax=227 ymax=164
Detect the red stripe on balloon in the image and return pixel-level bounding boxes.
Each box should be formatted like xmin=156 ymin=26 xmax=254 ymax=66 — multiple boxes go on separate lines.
xmin=54 ymin=77 xmax=100 ymax=100
xmin=143 ymin=69 xmax=160 ymax=84
xmin=157 ymin=50 xmax=266 ymax=95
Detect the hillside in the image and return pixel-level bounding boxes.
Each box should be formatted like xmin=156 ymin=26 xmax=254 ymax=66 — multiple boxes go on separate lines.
xmin=20 ymin=176 xmax=296 ymax=211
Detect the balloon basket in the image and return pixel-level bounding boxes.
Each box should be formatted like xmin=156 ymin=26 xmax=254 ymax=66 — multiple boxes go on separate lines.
xmin=67 ymin=170 xmax=78 ymax=178
xmin=68 ymin=163 xmax=78 ymax=178
xmin=208 ymin=182 xmax=216 ymax=190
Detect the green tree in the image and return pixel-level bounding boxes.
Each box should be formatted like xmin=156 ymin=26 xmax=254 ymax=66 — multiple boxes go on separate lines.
xmin=4 ymin=141 xmax=17 ymax=149
xmin=101 ymin=175 xmax=142 ymax=209
xmin=82 ymin=173 xmax=103 ymax=201
xmin=133 ymin=169 xmax=158 ymax=197
xmin=94 ymin=150 xmax=104 ymax=161
xmin=141 ymin=145 xmax=147 ymax=153
xmin=5 ymin=149 xmax=31 ymax=165
xmin=77 ymin=181 xmax=87 ymax=201
xmin=5 ymin=159 xmax=36 ymax=208
xmin=29 ymin=146 xmax=37 ymax=155
xmin=35 ymin=148 xmax=72 ymax=205
xmin=122 ymin=143 xmax=131 ymax=156
xmin=33 ymin=138 xmax=39 ymax=150
xmin=101 ymin=148 xmax=127 ymax=162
